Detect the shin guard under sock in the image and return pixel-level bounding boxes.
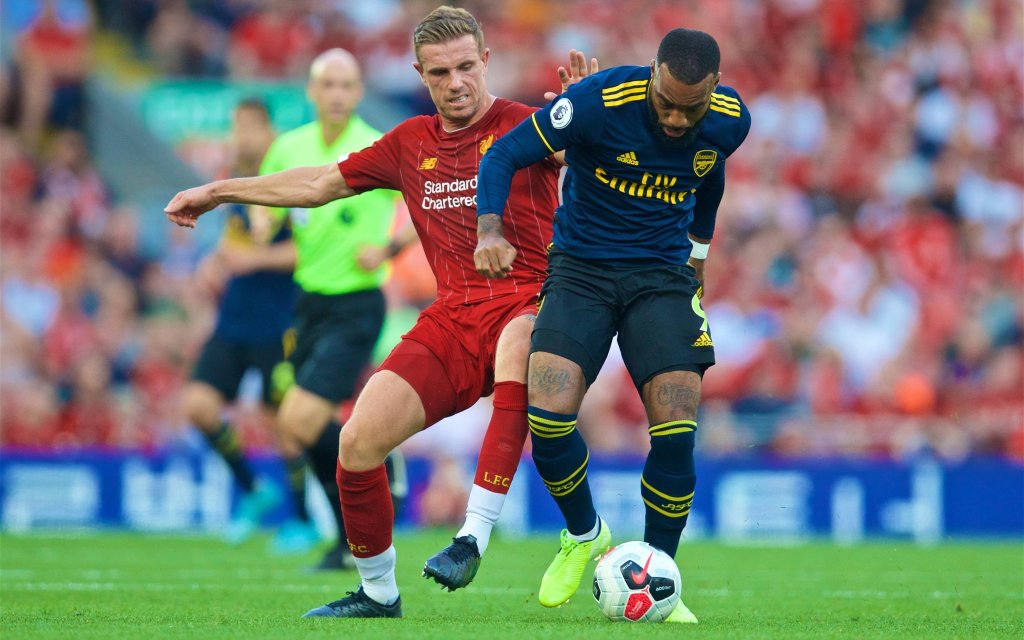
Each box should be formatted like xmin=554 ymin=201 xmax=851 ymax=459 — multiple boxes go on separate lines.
xmin=528 ymin=405 xmax=596 ymax=535
xmin=642 ymin=420 xmax=697 ymax=558
xmin=337 ymin=463 xmax=393 ymax=557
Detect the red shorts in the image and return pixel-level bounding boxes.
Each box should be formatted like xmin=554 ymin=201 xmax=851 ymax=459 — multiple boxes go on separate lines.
xmin=377 ymin=289 xmax=539 ymax=428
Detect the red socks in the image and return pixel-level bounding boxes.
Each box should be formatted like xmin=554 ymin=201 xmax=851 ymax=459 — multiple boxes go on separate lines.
xmin=472 ymin=381 xmax=528 ymax=494
xmin=336 ymin=462 xmax=393 ymax=558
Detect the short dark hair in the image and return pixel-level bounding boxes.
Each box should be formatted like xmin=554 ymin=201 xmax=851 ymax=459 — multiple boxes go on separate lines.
xmin=413 ymin=6 xmax=484 ymax=63
xmin=235 ymin=97 xmax=272 ymax=121
xmin=656 ymin=28 xmax=720 ymax=84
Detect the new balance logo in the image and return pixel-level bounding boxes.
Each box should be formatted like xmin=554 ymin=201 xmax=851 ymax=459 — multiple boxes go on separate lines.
xmin=616 ymin=151 xmax=638 ymax=166
xmin=692 ymin=332 xmax=713 ymax=347
xmin=419 ymin=157 xmax=438 ymax=170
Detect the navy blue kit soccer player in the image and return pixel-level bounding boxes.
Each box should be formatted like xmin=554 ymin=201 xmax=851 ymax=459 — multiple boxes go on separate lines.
xmin=474 ymin=28 xmax=750 ymax=622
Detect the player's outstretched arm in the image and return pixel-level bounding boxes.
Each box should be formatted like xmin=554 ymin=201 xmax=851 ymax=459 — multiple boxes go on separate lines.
xmin=165 ymin=163 xmax=354 ymax=228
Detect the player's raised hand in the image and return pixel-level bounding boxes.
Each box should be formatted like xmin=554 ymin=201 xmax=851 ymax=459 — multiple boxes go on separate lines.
xmin=544 ymin=49 xmax=600 ymax=101
xmin=165 ymin=185 xmax=220 ymax=228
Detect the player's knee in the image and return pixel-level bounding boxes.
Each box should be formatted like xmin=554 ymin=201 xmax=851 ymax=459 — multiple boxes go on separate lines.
xmin=182 ymin=384 xmax=223 ymax=431
xmin=278 ymin=387 xmax=333 ymax=446
xmin=641 ymin=371 xmax=702 ymax=423
xmin=338 ymin=420 xmax=382 ymax=471
xmin=494 ymin=316 xmax=534 ymax=381
xmin=527 ymin=353 xmax=587 ymax=412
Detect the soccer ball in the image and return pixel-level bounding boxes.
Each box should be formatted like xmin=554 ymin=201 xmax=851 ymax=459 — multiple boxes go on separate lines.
xmin=592 ymin=541 xmax=680 ymax=622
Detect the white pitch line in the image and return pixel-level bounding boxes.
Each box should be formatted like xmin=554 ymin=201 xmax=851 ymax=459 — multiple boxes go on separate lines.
xmin=5 ymin=582 xmax=335 ymax=593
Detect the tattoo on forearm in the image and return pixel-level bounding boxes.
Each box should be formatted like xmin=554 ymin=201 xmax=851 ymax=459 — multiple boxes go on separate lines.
xmin=477 ymin=214 xmax=503 ymax=235
xmin=654 ymin=383 xmax=700 ymax=417
xmin=530 ymin=365 xmax=572 ymax=396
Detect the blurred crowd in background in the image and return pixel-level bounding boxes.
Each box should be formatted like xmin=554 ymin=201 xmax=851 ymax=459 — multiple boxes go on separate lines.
xmin=1 ymin=0 xmax=1021 ymax=462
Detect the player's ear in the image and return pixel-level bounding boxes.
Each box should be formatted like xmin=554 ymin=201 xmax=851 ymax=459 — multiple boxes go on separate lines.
xmin=481 ymin=47 xmax=490 ymax=70
xmin=713 ymin=71 xmax=721 ymax=88
xmin=650 ymin=59 xmax=656 ymax=74
xmin=413 ymin=61 xmax=426 ymax=84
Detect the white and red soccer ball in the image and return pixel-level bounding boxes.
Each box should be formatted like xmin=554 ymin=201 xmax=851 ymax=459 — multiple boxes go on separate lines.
xmin=592 ymin=540 xmax=681 ymax=623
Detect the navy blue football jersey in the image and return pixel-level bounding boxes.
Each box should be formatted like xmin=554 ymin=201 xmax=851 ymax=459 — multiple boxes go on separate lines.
xmin=477 ymin=65 xmax=751 ymax=265
xmin=214 ymin=205 xmax=297 ymax=342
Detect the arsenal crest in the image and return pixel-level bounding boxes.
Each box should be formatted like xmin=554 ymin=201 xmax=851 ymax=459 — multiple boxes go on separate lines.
xmin=693 ymin=149 xmax=717 ymax=177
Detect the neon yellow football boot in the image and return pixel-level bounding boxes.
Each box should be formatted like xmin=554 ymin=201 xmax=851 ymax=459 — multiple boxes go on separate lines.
xmin=538 ymin=519 xmax=612 ymax=607
xmin=665 ymin=599 xmax=699 ymax=623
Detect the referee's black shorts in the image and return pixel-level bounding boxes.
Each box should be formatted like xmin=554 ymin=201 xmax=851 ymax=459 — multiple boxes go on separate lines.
xmin=290 ymin=288 xmax=386 ymax=404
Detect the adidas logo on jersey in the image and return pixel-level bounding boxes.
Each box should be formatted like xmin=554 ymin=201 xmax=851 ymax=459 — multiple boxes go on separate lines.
xmin=616 ymin=151 xmax=638 ymax=166
xmin=692 ymin=332 xmax=713 ymax=347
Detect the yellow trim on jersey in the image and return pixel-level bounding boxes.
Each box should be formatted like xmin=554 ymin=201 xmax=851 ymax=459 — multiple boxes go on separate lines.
xmin=603 ymin=86 xmax=647 ymax=101
xmin=602 ymin=79 xmax=649 ymax=95
xmin=282 ymin=328 xmax=297 ymax=359
xmin=602 ymin=86 xmax=647 ymax=101
xmin=711 ymin=92 xmax=740 ymax=105
xmin=710 ymin=93 xmax=741 ymax=117
xmin=604 ymin=94 xmax=647 ymax=107
xmin=710 ymin=96 xmax=740 ymax=109
xmin=602 ymin=79 xmax=649 ymax=107
xmin=709 ymin=104 xmax=741 ymax=117
xmin=530 ymin=113 xmax=556 ymax=153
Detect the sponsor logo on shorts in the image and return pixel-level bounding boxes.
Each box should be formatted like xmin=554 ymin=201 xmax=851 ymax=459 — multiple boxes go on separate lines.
xmin=692 ymin=331 xmax=713 ymax=347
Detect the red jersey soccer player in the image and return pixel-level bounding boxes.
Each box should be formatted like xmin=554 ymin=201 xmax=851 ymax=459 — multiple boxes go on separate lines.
xmin=165 ymin=6 xmax=598 ymax=618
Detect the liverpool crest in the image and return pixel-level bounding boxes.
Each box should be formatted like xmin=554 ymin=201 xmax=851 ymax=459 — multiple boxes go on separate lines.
xmin=479 ymin=134 xmax=495 ymax=155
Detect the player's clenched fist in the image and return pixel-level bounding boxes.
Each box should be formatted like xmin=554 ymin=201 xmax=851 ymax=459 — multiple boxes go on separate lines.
xmin=165 ymin=185 xmax=220 ymax=228
xmin=474 ymin=214 xmax=516 ymax=278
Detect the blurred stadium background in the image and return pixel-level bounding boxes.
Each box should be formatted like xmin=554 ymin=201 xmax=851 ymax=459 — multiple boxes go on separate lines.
xmin=0 ymin=0 xmax=1021 ymax=546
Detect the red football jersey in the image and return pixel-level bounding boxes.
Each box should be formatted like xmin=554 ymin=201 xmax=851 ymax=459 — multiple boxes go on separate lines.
xmin=338 ymin=98 xmax=560 ymax=306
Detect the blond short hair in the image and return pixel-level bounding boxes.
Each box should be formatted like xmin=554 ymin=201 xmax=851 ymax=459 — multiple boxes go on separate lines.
xmin=413 ymin=6 xmax=484 ymax=61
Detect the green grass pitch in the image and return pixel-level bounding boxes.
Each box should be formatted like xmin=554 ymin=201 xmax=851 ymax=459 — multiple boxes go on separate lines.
xmin=1 ymin=530 xmax=1021 ymax=639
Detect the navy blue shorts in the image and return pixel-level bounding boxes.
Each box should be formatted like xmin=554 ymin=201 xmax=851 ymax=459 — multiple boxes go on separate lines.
xmin=192 ymin=334 xmax=285 ymax=405
xmin=531 ymin=249 xmax=714 ymax=389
